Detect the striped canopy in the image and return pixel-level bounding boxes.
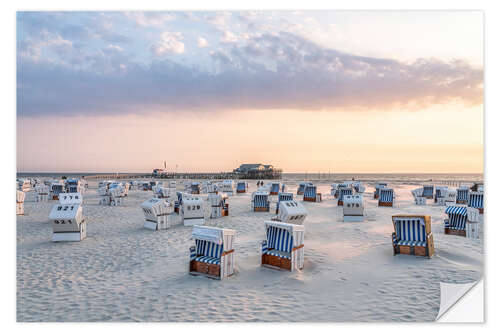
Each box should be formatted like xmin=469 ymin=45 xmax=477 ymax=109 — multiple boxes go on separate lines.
xmin=445 ymin=206 xmax=468 ymax=216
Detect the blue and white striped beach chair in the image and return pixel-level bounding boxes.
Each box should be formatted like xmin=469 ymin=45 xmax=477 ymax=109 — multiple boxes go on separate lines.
xmin=444 ymin=206 xmax=468 ymax=237
xmin=456 ymin=187 xmax=469 ymax=204
xmin=252 ymin=191 xmax=270 ymax=212
xmin=189 ymin=226 xmax=235 ymax=280
xmin=236 ymin=181 xmax=247 ymax=193
xmin=270 ymin=182 xmax=281 ymax=195
xmin=468 ymin=192 xmax=484 ymax=214
xmin=261 ymin=221 xmax=305 ymax=271
xmin=422 ymin=185 xmax=434 ymax=199
xmin=392 ymin=215 xmax=434 ymax=258
xmin=378 ymin=188 xmax=394 ymax=207
xmin=191 ymin=182 xmax=200 ymax=194
xmin=303 ymin=185 xmax=321 ymax=202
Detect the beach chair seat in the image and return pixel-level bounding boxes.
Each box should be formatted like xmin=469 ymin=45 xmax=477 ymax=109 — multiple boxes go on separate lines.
xmin=395 ymin=240 xmax=427 ymax=247
xmin=262 ymin=249 xmax=291 ymax=259
xmin=192 ymin=255 xmax=221 ymax=265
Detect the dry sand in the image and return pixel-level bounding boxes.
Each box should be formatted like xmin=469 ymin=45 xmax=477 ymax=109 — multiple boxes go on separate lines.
xmin=16 ymin=180 xmax=483 ymax=322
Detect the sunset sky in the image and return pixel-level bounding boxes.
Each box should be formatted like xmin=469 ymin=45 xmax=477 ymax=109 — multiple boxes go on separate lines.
xmin=16 ymin=11 xmax=484 ymax=173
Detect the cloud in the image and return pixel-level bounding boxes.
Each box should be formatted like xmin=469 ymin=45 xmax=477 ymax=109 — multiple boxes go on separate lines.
xmin=18 ymin=30 xmax=73 ymax=62
xmin=150 ymin=32 xmax=185 ymax=55
xmin=18 ymin=32 xmax=483 ymax=117
xmin=197 ymin=36 xmax=209 ymax=48
xmin=220 ymin=30 xmax=238 ymax=43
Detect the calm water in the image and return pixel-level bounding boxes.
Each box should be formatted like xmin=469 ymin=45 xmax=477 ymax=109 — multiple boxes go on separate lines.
xmin=17 ymin=172 xmax=483 ymax=185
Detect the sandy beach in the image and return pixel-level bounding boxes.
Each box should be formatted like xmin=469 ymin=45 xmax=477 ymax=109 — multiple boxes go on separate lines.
xmin=16 ymin=179 xmax=483 ymax=322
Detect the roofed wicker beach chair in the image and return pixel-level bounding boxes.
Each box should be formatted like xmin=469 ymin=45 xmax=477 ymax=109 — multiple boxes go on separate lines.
xmin=141 ymin=197 xmax=174 ymax=230
xmin=181 ymin=196 xmax=205 ymax=226
xmin=338 ymin=187 xmax=353 ymax=206
xmin=444 ymin=206 xmax=480 ymax=238
xmin=261 ymin=221 xmax=305 ymax=271
xmin=275 ymin=200 xmax=307 ymax=225
xmin=221 ymin=180 xmax=234 ymax=196
xmin=422 ymin=185 xmax=434 ymax=199
xmin=378 ymin=188 xmax=394 ymax=207
xmin=209 ymin=193 xmax=229 ymax=218
xmin=49 ymin=203 xmax=86 ymax=242
xmin=189 ymin=226 xmax=235 ymax=280
xmin=252 ymin=191 xmax=270 ymax=212
xmin=191 ymin=182 xmax=201 ymax=195
xmin=343 ymin=194 xmax=364 ymax=222
xmin=236 ymin=181 xmax=248 ymax=193
xmin=434 ymin=186 xmax=448 ymax=203
xmin=50 ymin=181 xmax=65 ymax=200
xmin=468 ymin=192 xmax=484 ymax=214
xmin=392 ymin=215 xmax=434 ymax=258
xmin=269 ymin=182 xmax=281 ymax=195
xmin=456 ymin=186 xmax=470 ymax=204
xmin=303 ymin=184 xmax=322 ymax=202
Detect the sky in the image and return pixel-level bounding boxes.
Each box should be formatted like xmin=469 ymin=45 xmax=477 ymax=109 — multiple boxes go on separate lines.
xmin=16 ymin=11 xmax=484 ymax=173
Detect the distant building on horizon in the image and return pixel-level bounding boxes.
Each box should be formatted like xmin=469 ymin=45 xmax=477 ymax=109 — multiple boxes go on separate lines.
xmin=233 ymin=163 xmax=282 ymax=179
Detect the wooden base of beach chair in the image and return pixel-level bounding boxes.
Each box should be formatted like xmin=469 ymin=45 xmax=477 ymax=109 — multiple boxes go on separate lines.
xmin=262 ymin=254 xmax=291 ymax=271
xmin=338 ymin=200 xmax=343 ymax=206
xmin=456 ymin=200 xmax=468 ymax=204
xmin=444 ymin=228 xmax=466 ymax=237
xmin=396 ymin=245 xmax=428 ymax=257
xmin=394 ymin=243 xmax=433 ymax=258
xmin=303 ymin=197 xmax=316 ymax=202
xmin=479 ymin=208 xmax=484 ymax=214
xmin=424 ymin=195 xmax=433 ymax=199
xmin=254 ymin=207 xmax=269 ymax=212
xmin=52 ymin=195 xmax=59 ymax=200
xmin=174 ymin=207 xmax=179 ymax=214
xmin=192 ymin=190 xmax=200 ymax=195
xmin=189 ymin=260 xmax=221 ymax=279
xmin=374 ymin=194 xmax=379 ymax=199
xmin=237 ymin=190 xmax=246 ymax=193
xmin=378 ymin=201 xmax=393 ymax=207
xmin=270 ymin=191 xmax=278 ymax=195
xmin=297 ymin=191 xmax=304 ymax=195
